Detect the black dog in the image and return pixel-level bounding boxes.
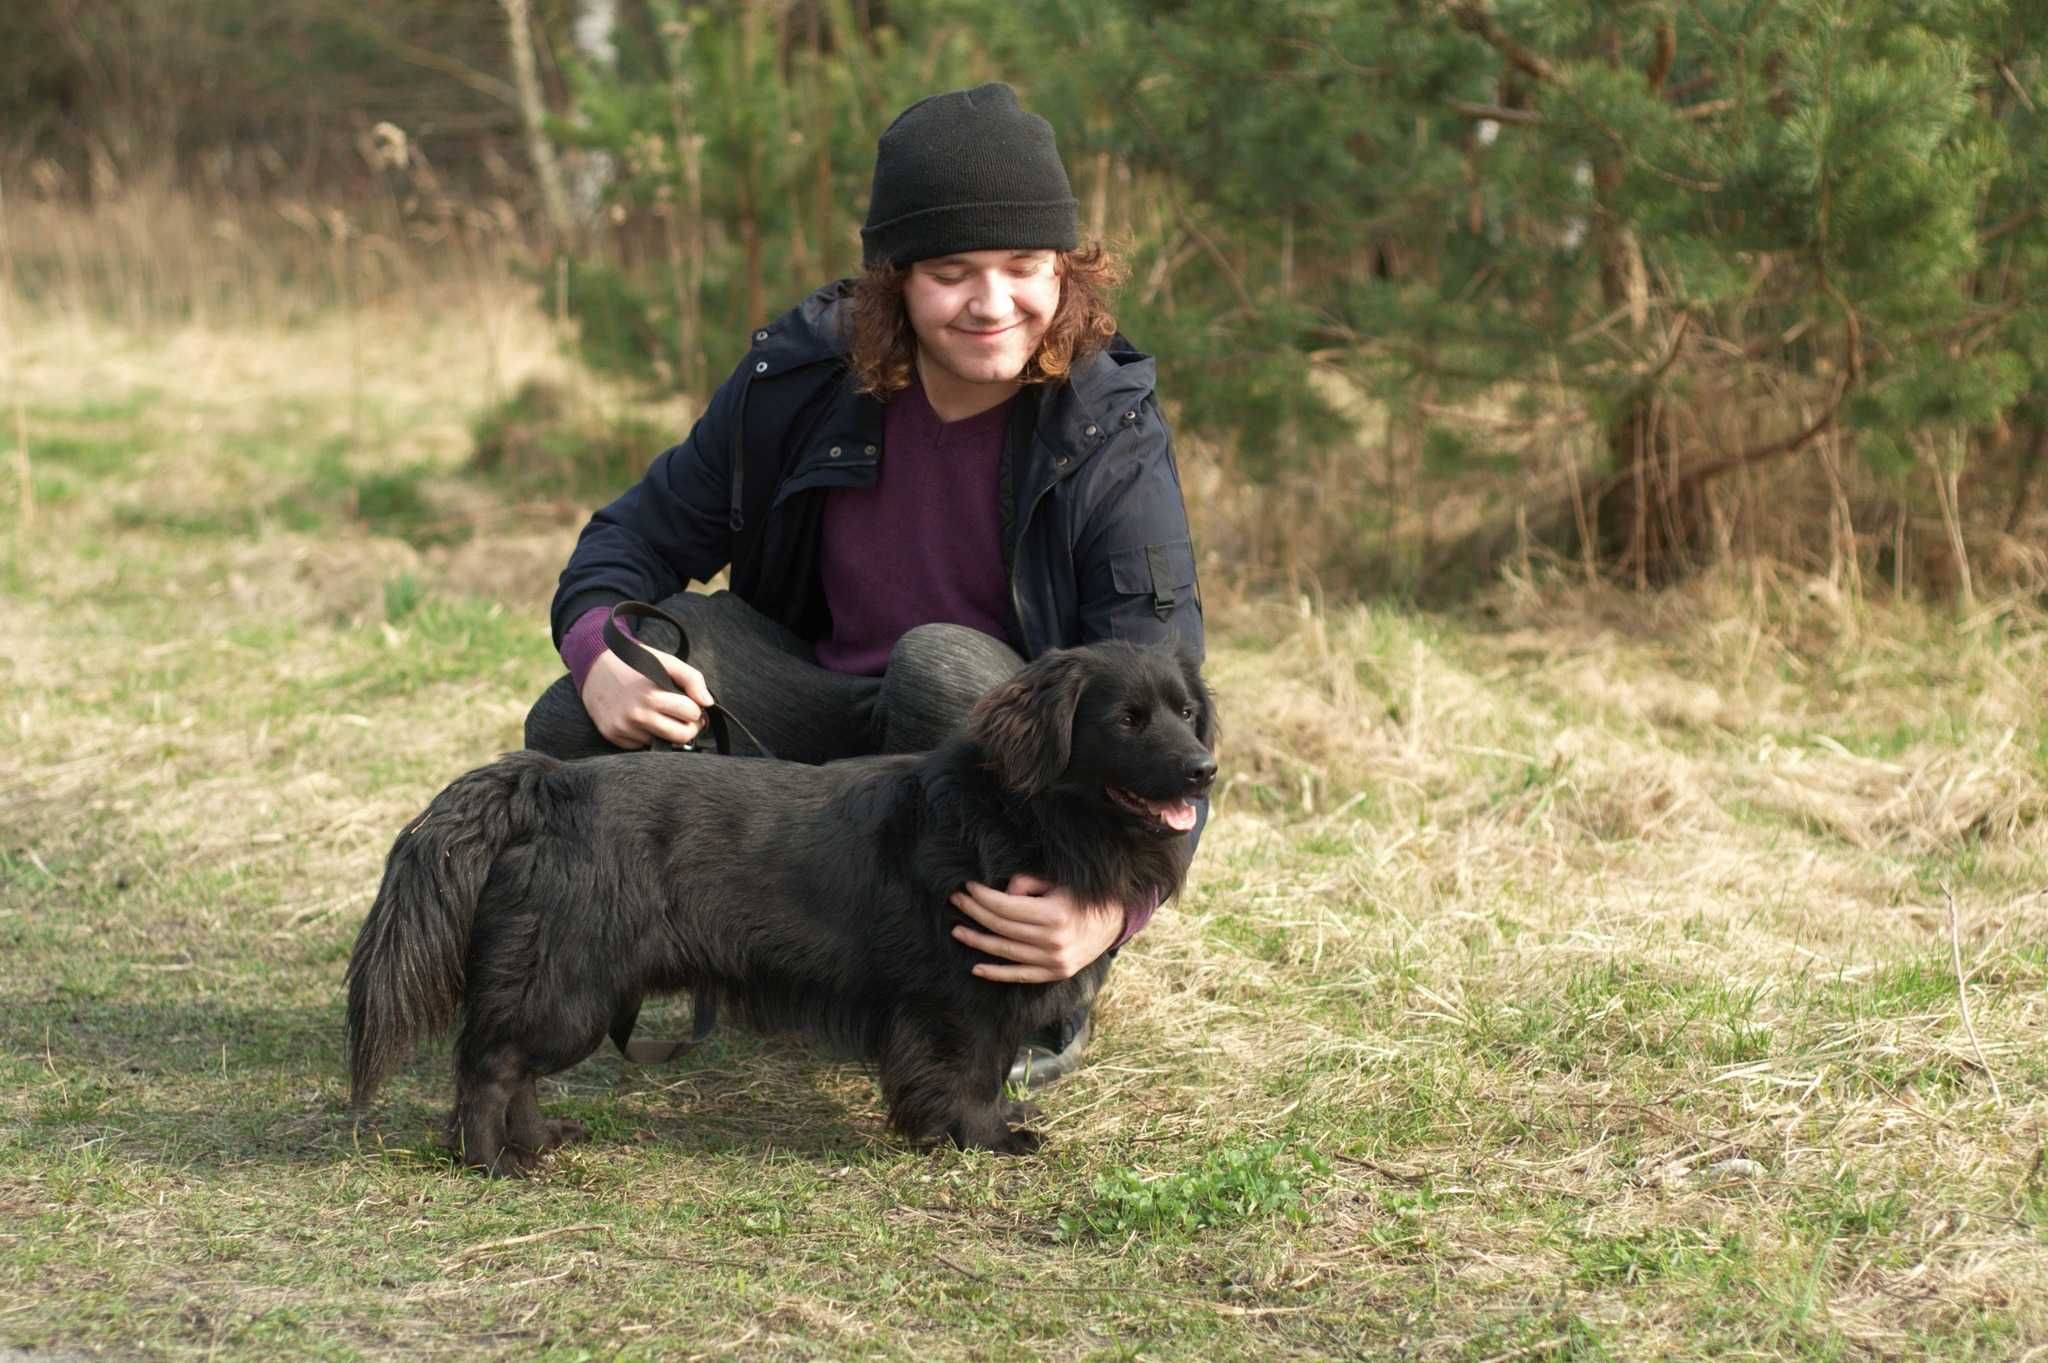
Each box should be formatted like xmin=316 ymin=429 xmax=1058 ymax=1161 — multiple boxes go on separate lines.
xmin=346 ymin=640 xmax=1216 ymax=1174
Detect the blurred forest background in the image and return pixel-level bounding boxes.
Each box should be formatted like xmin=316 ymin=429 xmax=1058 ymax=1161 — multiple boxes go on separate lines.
xmin=5 ymin=0 xmax=2047 ymax=605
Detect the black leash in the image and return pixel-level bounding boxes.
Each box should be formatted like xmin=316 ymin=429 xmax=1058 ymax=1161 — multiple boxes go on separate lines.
xmin=601 ymin=600 xmax=777 ymax=760
xmin=598 ymin=599 xmax=777 ymax=1062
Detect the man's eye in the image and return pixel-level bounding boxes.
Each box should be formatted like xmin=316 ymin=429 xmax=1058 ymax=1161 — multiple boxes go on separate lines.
xmin=931 ymin=274 xmax=965 ymax=286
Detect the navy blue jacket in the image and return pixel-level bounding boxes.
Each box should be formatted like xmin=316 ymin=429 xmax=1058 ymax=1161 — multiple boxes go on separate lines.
xmin=550 ymin=280 xmax=1203 ymax=666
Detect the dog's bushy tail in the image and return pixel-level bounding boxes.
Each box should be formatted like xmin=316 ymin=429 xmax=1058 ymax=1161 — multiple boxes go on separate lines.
xmin=345 ymin=751 xmax=557 ymax=1106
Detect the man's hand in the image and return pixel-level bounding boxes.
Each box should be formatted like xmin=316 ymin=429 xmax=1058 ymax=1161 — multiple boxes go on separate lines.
xmin=578 ymin=645 xmax=716 ymax=750
xmin=950 ymin=874 xmax=1123 ymax=983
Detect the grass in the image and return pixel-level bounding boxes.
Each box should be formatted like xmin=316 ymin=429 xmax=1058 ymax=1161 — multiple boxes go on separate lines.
xmin=3 ymin=294 xmax=2047 ymax=1361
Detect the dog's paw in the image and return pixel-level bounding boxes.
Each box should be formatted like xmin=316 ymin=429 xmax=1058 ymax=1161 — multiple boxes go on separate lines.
xmin=471 ymin=1146 xmax=541 ymax=1178
xmin=992 ymin=1124 xmax=1044 ymax=1156
xmin=1002 ymin=1098 xmax=1044 ymax=1125
xmin=537 ymin=1117 xmax=588 ymax=1151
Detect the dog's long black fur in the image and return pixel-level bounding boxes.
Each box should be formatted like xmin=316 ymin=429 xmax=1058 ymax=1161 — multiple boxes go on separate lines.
xmin=346 ymin=640 xmax=1216 ymax=1174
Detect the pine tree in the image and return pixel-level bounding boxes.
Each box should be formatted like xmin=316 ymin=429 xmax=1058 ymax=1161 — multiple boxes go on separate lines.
xmin=537 ymin=0 xmax=2046 ymax=593
xmin=1003 ymin=0 xmax=2042 ymax=590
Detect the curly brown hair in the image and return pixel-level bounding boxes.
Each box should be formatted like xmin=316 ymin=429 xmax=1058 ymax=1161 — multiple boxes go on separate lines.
xmin=846 ymin=244 xmax=1127 ymax=399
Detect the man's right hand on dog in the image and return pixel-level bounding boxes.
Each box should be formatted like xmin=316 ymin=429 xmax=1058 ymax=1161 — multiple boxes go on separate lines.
xmin=579 ymin=647 xmax=717 ymax=749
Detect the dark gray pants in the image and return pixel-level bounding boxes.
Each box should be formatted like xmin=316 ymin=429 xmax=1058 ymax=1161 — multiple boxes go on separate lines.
xmin=522 ymin=590 xmax=1025 ymax=763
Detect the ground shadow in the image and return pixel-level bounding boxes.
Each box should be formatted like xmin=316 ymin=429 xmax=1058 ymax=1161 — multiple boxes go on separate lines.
xmin=4 ymin=991 xmax=887 ymax=1175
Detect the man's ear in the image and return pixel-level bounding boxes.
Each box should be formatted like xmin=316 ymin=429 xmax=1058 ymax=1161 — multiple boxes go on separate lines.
xmin=967 ymin=650 xmax=1091 ymax=796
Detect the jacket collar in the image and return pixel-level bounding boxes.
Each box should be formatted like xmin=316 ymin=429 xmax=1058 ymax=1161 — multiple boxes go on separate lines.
xmin=1027 ymin=339 xmax=1157 ymax=465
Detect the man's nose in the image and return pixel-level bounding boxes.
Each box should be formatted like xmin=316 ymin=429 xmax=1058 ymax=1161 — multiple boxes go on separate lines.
xmin=965 ymin=275 xmax=1013 ymax=319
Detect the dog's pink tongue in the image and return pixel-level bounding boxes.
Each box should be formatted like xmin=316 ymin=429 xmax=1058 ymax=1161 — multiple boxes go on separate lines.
xmin=1157 ymin=799 xmax=1198 ymax=832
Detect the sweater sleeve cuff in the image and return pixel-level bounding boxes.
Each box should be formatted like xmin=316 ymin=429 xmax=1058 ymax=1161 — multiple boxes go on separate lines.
xmin=1112 ymin=886 xmax=1164 ymax=950
xmin=561 ymin=604 xmax=627 ymax=696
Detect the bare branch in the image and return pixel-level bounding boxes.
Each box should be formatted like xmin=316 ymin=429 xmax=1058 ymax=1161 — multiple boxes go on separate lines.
xmin=1447 ymin=100 xmax=1542 ymax=125
xmin=1997 ymin=59 xmax=2038 ymax=114
xmin=318 ymin=0 xmax=518 ymax=107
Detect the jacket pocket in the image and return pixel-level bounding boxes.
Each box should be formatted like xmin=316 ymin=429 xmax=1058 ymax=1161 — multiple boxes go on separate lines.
xmin=1105 ymin=539 xmax=1200 ymax=636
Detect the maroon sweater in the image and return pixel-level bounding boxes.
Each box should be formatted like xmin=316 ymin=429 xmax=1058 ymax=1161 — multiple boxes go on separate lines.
xmin=814 ymin=377 xmax=1016 ymax=675
xmin=558 ymin=377 xmax=1015 ymax=689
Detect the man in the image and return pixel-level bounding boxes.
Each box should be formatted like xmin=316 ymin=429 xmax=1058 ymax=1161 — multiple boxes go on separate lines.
xmin=523 ymin=82 xmax=1203 ymax=1084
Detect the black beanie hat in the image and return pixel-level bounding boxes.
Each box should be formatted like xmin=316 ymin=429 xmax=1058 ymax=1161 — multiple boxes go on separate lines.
xmin=860 ymin=82 xmax=1078 ymax=269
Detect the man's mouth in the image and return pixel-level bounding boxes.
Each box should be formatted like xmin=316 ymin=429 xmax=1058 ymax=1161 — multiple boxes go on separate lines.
xmin=1107 ymin=785 xmax=1199 ymax=835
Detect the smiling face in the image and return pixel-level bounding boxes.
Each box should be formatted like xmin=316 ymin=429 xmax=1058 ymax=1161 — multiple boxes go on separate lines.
xmin=902 ymin=248 xmax=1063 ymax=419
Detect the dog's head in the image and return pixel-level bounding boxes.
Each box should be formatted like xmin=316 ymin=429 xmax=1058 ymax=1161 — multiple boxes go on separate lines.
xmin=968 ymin=641 xmax=1217 ymax=836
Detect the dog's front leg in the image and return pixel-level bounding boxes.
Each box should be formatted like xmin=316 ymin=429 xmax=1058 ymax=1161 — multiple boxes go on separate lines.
xmin=879 ymin=1010 xmax=1040 ymax=1155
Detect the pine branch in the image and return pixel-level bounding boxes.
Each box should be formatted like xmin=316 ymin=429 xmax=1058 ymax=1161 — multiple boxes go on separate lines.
xmin=1450 ymin=97 xmax=1734 ymax=126
xmin=1677 ymin=98 xmax=1736 ymax=121
xmin=1980 ymin=206 xmax=2039 ymax=246
xmin=1665 ymin=68 xmax=1717 ymax=102
xmin=1446 ymin=2 xmax=1554 ymax=83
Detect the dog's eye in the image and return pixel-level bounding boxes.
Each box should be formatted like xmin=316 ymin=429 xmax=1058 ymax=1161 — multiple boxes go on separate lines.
xmin=1179 ymin=703 xmax=1197 ymax=722
xmin=1119 ymin=707 xmax=1145 ymax=730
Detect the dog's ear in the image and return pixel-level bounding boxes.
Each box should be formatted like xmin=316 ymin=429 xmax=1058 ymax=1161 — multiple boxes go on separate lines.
xmin=1178 ymin=647 xmax=1217 ymax=749
xmin=969 ymin=650 xmax=1091 ymax=796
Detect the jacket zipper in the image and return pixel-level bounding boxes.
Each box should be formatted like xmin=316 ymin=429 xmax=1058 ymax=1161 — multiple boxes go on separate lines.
xmin=1009 ymin=466 xmax=1062 ymax=656
xmin=727 ymin=368 xmax=755 ymax=532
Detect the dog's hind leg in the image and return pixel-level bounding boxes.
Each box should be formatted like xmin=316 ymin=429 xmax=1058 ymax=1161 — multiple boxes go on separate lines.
xmin=504 ymin=1077 xmax=587 ymax=1155
xmin=454 ymin=999 xmax=609 ymax=1175
xmin=450 ymin=1045 xmax=532 ymax=1176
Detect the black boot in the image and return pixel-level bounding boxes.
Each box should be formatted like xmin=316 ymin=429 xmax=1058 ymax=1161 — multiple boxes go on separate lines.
xmin=1007 ymin=1008 xmax=1091 ymax=1088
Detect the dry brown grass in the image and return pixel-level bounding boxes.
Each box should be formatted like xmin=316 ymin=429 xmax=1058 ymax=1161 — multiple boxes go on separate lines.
xmin=5 ymin=283 xmax=2048 ymax=1360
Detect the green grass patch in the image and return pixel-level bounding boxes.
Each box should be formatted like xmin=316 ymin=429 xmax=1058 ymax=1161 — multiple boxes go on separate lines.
xmin=469 ymin=377 xmax=667 ymax=503
xmin=1569 ymin=1225 xmax=1749 ymax=1287
xmin=1058 ymin=1139 xmax=1329 ymax=1240
xmin=26 ymin=430 xmax=138 ymax=476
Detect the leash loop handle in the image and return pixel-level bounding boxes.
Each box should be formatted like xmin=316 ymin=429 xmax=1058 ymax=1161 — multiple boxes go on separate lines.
xmin=601 ymin=600 xmax=775 ymax=760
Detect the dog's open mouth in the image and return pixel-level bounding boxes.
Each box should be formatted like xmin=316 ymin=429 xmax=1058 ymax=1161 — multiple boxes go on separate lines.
xmin=1107 ymin=786 xmax=1199 ymax=834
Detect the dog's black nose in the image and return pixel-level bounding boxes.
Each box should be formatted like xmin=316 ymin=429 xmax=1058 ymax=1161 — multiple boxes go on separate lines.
xmin=1184 ymin=756 xmax=1217 ymax=794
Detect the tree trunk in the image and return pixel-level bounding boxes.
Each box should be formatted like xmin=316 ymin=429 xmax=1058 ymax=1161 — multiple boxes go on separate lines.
xmin=568 ymin=0 xmax=619 ymax=227
xmin=2005 ymin=421 xmax=2046 ymax=534
xmin=501 ymin=0 xmax=576 ymax=247
xmin=1589 ymin=149 xmax=1682 ymax=583
xmin=665 ymin=56 xmax=706 ymax=398
xmin=737 ymin=1 xmax=767 ymax=328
